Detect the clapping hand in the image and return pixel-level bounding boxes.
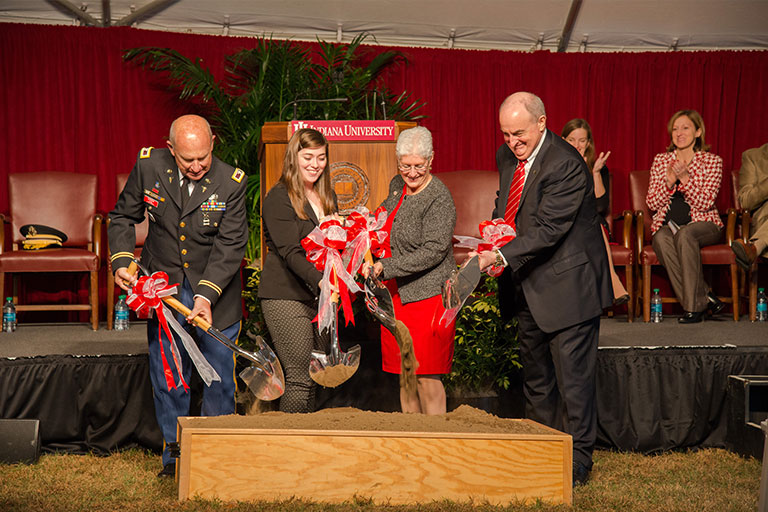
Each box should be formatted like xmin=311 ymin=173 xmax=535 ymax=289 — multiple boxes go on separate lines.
xmin=594 ymin=150 xmax=611 ymax=173
xmin=671 ymin=159 xmax=690 ymax=185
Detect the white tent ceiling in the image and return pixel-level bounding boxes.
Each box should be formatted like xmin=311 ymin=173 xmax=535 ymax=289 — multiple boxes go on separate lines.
xmin=2 ymin=0 xmax=768 ymax=52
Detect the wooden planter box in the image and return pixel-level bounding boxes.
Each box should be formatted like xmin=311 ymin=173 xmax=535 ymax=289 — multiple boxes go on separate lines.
xmin=176 ymin=413 xmax=572 ymax=506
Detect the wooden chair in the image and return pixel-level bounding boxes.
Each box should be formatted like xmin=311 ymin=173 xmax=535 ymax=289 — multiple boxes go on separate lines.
xmin=731 ymin=169 xmax=766 ymax=322
xmin=0 ymin=172 xmax=102 ymax=330
xmin=106 ymin=173 xmax=149 ymax=330
xmin=604 ymin=173 xmax=635 ymax=322
xmin=629 ymin=170 xmax=739 ymax=322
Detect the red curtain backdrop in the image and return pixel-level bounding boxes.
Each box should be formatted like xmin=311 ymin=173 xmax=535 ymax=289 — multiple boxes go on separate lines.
xmin=2 ymin=23 xmax=768 ymax=319
xmin=2 ymin=23 xmax=768 ymax=216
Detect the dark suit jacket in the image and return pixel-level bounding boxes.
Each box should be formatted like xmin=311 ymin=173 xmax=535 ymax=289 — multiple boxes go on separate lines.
xmin=109 ymin=147 xmax=248 ymax=328
xmin=258 ymin=182 xmax=327 ymax=302
xmin=494 ymin=130 xmax=612 ymax=333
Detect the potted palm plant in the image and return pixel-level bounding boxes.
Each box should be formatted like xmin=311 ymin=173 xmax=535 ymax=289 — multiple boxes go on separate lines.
xmin=123 ymin=34 xmax=425 ymax=350
xmin=124 ymin=33 xmax=424 ymax=265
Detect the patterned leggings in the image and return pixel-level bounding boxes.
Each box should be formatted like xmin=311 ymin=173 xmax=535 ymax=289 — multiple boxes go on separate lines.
xmin=261 ymin=299 xmax=330 ymax=413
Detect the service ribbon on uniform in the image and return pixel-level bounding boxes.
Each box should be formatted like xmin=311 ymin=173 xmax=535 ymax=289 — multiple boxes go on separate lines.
xmin=453 ymin=218 xmax=516 ymax=276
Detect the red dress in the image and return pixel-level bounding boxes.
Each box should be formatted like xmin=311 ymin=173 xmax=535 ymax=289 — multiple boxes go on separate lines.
xmin=380 ymin=186 xmax=456 ymax=375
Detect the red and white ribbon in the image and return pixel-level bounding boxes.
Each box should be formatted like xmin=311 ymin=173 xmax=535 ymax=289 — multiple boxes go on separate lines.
xmin=127 ymin=271 xmax=220 ymax=391
xmin=453 ymin=218 xmax=516 ymax=277
xmin=342 ymin=206 xmax=389 ymax=277
xmin=301 ymin=218 xmax=362 ymax=333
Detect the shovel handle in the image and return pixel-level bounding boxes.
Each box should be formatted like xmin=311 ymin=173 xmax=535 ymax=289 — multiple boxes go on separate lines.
xmin=330 ymin=268 xmax=339 ymax=304
xmin=126 ymin=261 xmax=212 ymax=331
xmin=163 ymin=296 xmax=213 ymax=331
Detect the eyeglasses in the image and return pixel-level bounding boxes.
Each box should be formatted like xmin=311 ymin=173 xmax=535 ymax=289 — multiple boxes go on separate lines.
xmin=397 ymin=163 xmax=429 ymax=174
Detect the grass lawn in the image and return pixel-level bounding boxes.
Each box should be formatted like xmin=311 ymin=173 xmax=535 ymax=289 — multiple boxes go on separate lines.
xmin=0 ymin=447 xmax=760 ymax=511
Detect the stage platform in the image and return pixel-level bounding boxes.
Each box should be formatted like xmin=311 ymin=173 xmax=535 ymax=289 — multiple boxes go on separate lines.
xmin=0 ymin=322 xmax=160 ymax=454
xmin=0 ymin=316 xmax=766 ymax=456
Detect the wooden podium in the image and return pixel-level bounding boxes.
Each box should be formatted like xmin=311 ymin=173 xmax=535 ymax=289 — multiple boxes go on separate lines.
xmin=258 ymin=120 xmax=416 ymax=258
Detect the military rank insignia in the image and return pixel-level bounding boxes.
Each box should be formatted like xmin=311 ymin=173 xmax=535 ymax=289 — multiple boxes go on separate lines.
xmin=231 ymin=168 xmax=245 ymax=183
xmin=139 ymin=147 xmax=153 ymax=159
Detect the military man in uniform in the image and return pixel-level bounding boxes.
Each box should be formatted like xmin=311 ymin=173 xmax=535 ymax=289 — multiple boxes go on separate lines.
xmin=108 ymin=114 xmax=247 ymax=477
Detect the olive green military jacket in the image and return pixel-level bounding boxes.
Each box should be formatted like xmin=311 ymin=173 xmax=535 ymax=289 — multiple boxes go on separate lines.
xmin=108 ymin=147 xmax=248 ymax=328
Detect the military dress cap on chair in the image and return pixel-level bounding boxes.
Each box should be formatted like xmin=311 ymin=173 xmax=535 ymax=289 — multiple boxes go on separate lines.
xmin=19 ymin=224 xmax=68 ymax=250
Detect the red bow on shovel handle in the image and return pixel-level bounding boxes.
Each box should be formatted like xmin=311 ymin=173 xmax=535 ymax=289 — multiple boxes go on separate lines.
xmin=126 ymin=261 xmax=286 ymax=401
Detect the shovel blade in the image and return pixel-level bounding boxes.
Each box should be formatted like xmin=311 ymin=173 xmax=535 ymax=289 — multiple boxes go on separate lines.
xmin=364 ymin=275 xmax=397 ymax=332
xmin=308 ymin=344 xmax=361 ymax=388
xmin=239 ymin=363 xmax=285 ymax=401
xmin=442 ymin=255 xmax=481 ymax=310
xmin=239 ymin=336 xmax=285 ymax=401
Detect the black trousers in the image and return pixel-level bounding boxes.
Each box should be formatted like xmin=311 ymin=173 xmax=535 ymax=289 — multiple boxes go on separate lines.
xmin=512 ymin=284 xmax=600 ymax=469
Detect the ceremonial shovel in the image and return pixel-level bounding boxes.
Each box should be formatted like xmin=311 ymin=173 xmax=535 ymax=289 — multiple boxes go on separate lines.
xmin=127 ymin=260 xmax=285 ymax=400
xmin=441 ymin=255 xmax=482 ymax=315
xmin=308 ymin=273 xmax=361 ymax=388
xmin=363 ymin=274 xmax=396 ymax=332
xmin=363 ymin=273 xmax=419 ymax=394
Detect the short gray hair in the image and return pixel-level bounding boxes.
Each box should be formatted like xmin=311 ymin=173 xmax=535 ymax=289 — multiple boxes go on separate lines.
xmin=500 ymin=92 xmax=546 ymax=121
xmin=396 ymin=126 xmax=433 ymax=159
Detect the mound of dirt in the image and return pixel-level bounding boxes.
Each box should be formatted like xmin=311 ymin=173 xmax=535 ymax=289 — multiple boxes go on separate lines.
xmin=182 ymin=405 xmax=551 ymax=435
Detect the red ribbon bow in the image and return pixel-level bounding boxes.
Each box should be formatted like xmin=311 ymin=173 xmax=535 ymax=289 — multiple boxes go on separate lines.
xmin=126 ymin=271 xmax=188 ymax=392
xmin=453 ymin=218 xmax=516 ymax=277
xmin=343 ymin=206 xmax=389 ymax=277
xmin=301 ymin=218 xmax=360 ymax=331
xmin=302 ymin=218 xmax=347 ymax=271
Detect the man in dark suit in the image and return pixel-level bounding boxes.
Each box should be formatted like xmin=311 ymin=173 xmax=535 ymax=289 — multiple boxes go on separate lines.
xmin=109 ymin=114 xmax=248 ymax=477
xmin=475 ymin=92 xmax=612 ymax=486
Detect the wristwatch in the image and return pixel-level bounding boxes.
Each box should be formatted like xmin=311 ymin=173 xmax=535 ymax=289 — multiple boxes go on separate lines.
xmin=494 ymin=249 xmax=505 ymax=267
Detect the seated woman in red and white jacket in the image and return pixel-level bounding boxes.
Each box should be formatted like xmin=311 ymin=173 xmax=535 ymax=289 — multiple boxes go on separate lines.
xmin=646 ymin=109 xmax=724 ymax=324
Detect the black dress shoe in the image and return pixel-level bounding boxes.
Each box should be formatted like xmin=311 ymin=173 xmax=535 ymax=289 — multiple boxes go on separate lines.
xmin=573 ymin=461 xmax=591 ymax=486
xmin=613 ymin=293 xmax=630 ymax=306
xmin=157 ymin=463 xmax=175 ymax=478
xmin=678 ymin=310 xmax=705 ymax=323
xmin=731 ymin=240 xmax=758 ymax=271
xmin=707 ymin=292 xmax=724 ymax=315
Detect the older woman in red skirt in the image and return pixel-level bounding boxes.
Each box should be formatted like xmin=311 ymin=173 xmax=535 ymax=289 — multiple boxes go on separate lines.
xmin=367 ymin=126 xmax=457 ymax=414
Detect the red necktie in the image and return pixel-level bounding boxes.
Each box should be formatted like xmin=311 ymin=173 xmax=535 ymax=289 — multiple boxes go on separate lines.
xmin=503 ymin=159 xmax=527 ymax=230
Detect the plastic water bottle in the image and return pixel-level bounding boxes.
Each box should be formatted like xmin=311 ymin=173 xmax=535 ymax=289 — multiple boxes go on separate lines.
xmin=114 ymin=295 xmax=130 ymax=330
xmin=651 ymin=288 xmax=663 ymax=323
xmin=2 ymin=297 xmax=17 ymax=332
xmin=757 ymin=288 xmax=768 ymax=322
